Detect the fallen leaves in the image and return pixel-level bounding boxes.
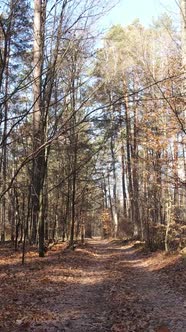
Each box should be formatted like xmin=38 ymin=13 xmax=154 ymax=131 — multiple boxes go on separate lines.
xmin=0 ymin=240 xmax=185 ymax=331
xmin=156 ymin=326 xmax=170 ymax=332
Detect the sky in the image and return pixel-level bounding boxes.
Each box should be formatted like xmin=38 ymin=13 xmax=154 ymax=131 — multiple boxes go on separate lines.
xmin=103 ymin=0 xmax=179 ymax=28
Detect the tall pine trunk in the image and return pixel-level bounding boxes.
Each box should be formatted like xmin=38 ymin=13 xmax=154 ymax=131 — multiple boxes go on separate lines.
xmin=32 ymin=0 xmax=46 ymax=257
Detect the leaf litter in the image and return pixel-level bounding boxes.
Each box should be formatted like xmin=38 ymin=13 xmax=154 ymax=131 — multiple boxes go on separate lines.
xmin=0 ymin=239 xmax=185 ymax=331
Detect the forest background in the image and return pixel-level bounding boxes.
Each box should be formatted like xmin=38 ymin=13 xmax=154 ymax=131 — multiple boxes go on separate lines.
xmin=0 ymin=0 xmax=186 ymax=257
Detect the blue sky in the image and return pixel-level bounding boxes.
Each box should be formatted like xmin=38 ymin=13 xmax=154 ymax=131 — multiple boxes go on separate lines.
xmin=104 ymin=0 xmax=179 ymax=28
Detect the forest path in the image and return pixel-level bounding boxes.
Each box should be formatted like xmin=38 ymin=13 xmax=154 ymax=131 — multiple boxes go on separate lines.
xmin=1 ymin=239 xmax=186 ymax=331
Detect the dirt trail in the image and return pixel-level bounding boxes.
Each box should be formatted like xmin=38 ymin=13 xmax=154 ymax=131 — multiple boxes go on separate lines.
xmin=29 ymin=239 xmax=186 ymax=332
xmin=1 ymin=239 xmax=186 ymax=331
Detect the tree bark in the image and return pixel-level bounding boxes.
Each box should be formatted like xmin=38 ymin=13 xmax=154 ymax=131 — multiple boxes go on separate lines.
xmin=32 ymin=0 xmax=46 ymax=257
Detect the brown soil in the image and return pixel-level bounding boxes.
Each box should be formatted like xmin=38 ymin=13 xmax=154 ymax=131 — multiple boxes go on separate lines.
xmin=0 ymin=239 xmax=185 ymax=332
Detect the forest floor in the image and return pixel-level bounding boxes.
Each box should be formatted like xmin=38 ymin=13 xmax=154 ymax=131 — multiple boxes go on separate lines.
xmin=0 ymin=239 xmax=186 ymax=332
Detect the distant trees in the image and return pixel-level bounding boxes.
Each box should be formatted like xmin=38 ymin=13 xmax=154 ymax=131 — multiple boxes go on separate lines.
xmin=92 ymin=16 xmax=186 ymax=250
xmin=0 ymin=0 xmax=32 ymax=243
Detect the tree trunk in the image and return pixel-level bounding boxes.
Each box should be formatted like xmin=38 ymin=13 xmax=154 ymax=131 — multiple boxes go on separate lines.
xmin=124 ymin=96 xmax=134 ymax=228
xmin=32 ymin=0 xmax=46 ymax=257
xmin=31 ymin=0 xmax=43 ymax=243
xmin=110 ymin=136 xmax=119 ymax=237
